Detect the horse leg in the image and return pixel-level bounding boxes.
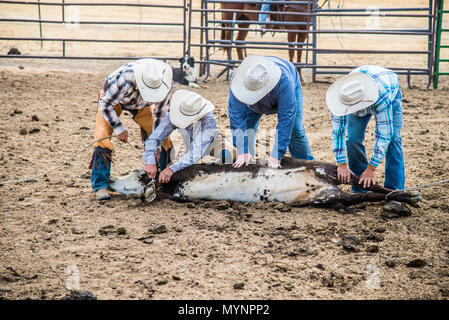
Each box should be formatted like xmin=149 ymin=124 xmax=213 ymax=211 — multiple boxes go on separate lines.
xmin=287 ymin=28 xmax=296 ymax=65
xmin=296 ymin=30 xmax=308 ymax=82
xmin=236 ymin=23 xmax=249 ymax=60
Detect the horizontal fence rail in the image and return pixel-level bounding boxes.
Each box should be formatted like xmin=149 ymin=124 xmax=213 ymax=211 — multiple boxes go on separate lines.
xmin=0 ymin=0 xmax=439 ymax=87
xmin=0 ymin=0 xmax=187 ymax=60
xmin=193 ymin=0 xmax=436 ymax=86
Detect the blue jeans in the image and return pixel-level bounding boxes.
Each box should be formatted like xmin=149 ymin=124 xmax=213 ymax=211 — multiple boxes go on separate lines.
xmin=347 ymin=90 xmax=405 ymax=192
xmin=246 ymin=82 xmax=314 ymax=160
xmin=259 ymin=1 xmax=273 ymax=23
xmin=91 ymin=147 xmax=168 ymax=192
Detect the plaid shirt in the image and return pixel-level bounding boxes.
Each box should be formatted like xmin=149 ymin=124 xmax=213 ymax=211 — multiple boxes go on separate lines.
xmin=98 ymin=62 xmax=169 ymax=135
xmin=331 ymin=65 xmax=401 ymax=167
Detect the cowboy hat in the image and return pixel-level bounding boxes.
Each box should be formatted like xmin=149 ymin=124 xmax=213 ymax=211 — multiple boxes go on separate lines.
xmin=169 ymin=90 xmax=215 ymax=129
xmin=230 ymin=55 xmax=282 ymax=105
xmin=326 ymin=72 xmax=379 ymax=116
xmin=134 ymin=58 xmax=173 ymax=103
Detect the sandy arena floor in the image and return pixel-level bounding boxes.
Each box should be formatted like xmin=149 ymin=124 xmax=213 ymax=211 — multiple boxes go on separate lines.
xmin=1 ymin=0 xmax=449 ymax=300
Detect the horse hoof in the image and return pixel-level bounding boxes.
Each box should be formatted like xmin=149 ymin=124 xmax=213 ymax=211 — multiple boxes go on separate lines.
xmin=410 ymin=191 xmax=421 ymax=197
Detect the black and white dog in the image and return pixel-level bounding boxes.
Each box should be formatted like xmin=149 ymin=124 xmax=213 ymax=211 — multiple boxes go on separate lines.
xmin=172 ymin=55 xmax=200 ymax=88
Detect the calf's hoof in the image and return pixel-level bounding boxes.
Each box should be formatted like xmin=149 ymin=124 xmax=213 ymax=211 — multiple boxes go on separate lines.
xmin=409 ymin=195 xmax=423 ymax=204
xmin=144 ymin=180 xmax=156 ymax=203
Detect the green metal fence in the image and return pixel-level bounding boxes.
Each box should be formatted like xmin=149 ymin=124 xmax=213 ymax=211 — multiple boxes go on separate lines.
xmin=434 ymin=0 xmax=449 ymax=88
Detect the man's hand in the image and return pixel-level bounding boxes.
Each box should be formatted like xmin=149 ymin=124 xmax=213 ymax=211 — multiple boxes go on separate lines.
xmin=359 ymin=164 xmax=376 ymax=188
xmin=232 ymin=153 xmax=253 ymax=168
xmin=117 ymin=130 xmax=128 ymax=143
xmin=159 ymin=168 xmax=174 ymax=184
xmin=267 ymin=156 xmax=282 ymax=169
xmin=337 ymin=163 xmax=352 ymax=183
xmin=144 ymin=164 xmax=157 ymax=179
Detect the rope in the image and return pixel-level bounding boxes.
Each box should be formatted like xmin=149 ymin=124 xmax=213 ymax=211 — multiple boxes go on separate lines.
xmin=0 ymin=135 xmax=142 ymax=186
xmin=385 ymin=178 xmax=449 ymax=200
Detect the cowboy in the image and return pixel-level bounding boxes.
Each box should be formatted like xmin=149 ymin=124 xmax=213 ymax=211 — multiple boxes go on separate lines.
xmin=228 ymin=55 xmax=314 ymax=169
xmin=90 ymin=58 xmax=174 ymax=200
xmin=144 ymin=90 xmax=236 ymax=183
xmin=326 ymin=65 xmax=405 ymax=192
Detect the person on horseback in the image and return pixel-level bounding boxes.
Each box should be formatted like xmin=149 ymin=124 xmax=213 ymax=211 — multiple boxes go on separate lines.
xmin=258 ymin=0 xmax=274 ymax=35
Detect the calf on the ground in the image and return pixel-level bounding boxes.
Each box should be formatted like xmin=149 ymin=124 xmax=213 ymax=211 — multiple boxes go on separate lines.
xmin=109 ymin=158 xmax=421 ymax=208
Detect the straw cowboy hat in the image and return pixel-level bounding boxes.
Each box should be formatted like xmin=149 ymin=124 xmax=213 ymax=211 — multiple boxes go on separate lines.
xmin=169 ymin=90 xmax=215 ymax=129
xmin=230 ymin=55 xmax=282 ymax=105
xmin=326 ymin=72 xmax=379 ymax=116
xmin=134 ymin=58 xmax=173 ymax=103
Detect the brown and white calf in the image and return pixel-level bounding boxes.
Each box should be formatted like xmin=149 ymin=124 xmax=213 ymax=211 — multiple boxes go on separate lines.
xmin=109 ymin=158 xmax=421 ymax=208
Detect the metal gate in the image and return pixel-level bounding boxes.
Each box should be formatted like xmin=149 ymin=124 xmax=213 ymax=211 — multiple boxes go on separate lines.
xmin=190 ymin=0 xmax=436 ymax=87
xmin=0 ymin=0 xmax=188 ymax=62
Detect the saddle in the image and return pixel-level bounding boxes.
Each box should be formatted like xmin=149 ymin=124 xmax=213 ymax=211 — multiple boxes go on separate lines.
xmin=261 ymin=0 xmax=315 ymax=24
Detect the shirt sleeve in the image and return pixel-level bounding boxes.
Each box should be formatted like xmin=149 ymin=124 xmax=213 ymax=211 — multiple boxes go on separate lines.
xmin=370 ymin=107 xmax=394 ymax=167
xmin=331 ymin=114 xmax=348 ymax=164
xmin=228 ymin=90 xmax=249 ymax=155
xmin=169 ymin=113 xmax=217 ymax=173
xmin=152 ymin=93 xmax=171 ymax=130
xmin=143 ymin=114 xmax=176 ymax=165
xmin=272 ymin=79 xmax=296 ymax=160
xmin=98 ymin=78 xmax=132 ymax=136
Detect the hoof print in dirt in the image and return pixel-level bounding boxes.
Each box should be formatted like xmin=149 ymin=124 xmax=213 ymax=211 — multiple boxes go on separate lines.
xmin=233 ymin=283 xmax=245 ymax=290
xmin=61 ymin=290 xmax=97 ymax=300
xmin=98 ymin=225 xmax=115 ymax=236
xmin=406 ymin=259 xmax=427 ymax=268
xmin=381 ymin=201 xmax=412 ymax=219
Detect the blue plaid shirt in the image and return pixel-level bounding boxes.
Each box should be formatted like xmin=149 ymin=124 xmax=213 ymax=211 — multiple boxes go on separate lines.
xmin=98 ymin=62 xmax=169 ymax=135
xmin=331 ymin=65 xmax=401 ymax=167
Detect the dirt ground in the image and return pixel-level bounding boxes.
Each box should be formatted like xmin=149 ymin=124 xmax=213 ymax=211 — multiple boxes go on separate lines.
xmin=1 ymin=0 xmax=449 ymax=301
xmin=0 ymin=57 xmax=449 ymax=300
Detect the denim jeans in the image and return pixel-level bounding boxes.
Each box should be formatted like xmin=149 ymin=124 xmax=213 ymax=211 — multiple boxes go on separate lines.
xmin=258 ymin=0 xmax=273 ymax=23
xmin=347 ymin=90 xmax=405 ymax=192
xmin=246 ymin=82 xmax=314 ymax=160
xmin=91 ymin=147 xmax=168 ymax=192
